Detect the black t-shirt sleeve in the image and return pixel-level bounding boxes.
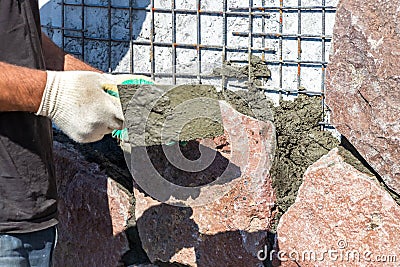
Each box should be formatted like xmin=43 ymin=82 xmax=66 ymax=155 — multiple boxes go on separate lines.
xmin=0 ymin=0 xmax=45 ymax=69
xmin=0 ymin=0 xmax=58 ymax=233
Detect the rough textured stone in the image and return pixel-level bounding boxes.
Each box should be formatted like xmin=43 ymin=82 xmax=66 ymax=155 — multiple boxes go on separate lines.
xmin=53 ymin=141 xmax=130 ymax=267
xmin=326 ymin=0 xmax=400 ymax=193
xmin=270 ymin=95 xmax=339 ymax=231
xmin=127 ymin=264 xmax=159 ymax=267
xmin=276 ymin=148 xmax=400 ymax=266
xmin=133 ymin=102 xmax=276 ymax=266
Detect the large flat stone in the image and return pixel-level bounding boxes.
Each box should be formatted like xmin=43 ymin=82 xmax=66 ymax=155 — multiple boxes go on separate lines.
xmin=276 ymin=148 xmax=400 ymax=266
xmin=132 ymin=101 xmax=276 ymax=266
xmin=326 ymin=0 xmax=400 ymax=193
xmin=53 ymin=141 xmax=130 ymax=267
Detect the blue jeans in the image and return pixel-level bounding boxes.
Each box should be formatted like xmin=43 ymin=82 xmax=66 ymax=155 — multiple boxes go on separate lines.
xmin=0 ymin=226 xmax=56 ymax=267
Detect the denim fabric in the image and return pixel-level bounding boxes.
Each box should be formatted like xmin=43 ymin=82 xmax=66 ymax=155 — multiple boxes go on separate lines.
xmin=0 ymin=226 xmax=56 ymax=267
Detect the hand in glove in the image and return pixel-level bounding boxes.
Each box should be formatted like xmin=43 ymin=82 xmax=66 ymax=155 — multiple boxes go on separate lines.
xmin=102 ymin=74 xmax=154 ymax=97
xmin=102 ymin=74 xmax=154 ymax=142
xmin=36 ymin=71 xmax=124 ymax=143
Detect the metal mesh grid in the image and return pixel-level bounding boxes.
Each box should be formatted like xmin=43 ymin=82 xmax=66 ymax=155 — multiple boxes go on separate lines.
xmin=42 ymin=0 xmax=337 ymax=129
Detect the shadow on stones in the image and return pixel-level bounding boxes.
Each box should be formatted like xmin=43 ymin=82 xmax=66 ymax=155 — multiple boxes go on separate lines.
xmin=147 ymin=140 xmax=231 ymax=187
xmin=135 ymin=204 xmax=277 ymax=267
xmin=340 ymin=136 xmax=400 ymax=205
xmin=130 ymin=141 xmax=242 ymax=203
xmin=53 ymin=132 xmax=149 ymax=266
xmin=54 ymin=132 xmax=253 ymax=266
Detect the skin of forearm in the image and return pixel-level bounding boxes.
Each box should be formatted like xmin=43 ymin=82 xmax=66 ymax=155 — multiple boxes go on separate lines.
xmin=0 ymin=35 xmax=101 ymax=112
xmin=0 ymin=61 xmax=46 ymax=112
xmin=41 ymin=33 xmax=101 ymax=72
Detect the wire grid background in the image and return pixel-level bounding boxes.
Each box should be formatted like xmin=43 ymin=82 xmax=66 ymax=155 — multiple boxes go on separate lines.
xmin=42 ymin=0 xmax=338 ymax=129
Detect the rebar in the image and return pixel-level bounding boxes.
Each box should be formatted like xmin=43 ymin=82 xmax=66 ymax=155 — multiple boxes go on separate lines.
xmin=51 ymin=0 xmax=337 ymax=130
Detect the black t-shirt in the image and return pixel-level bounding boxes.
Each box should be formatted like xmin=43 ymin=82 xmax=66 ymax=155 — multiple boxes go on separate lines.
xmin=0 ymin=0 xmax=58 ymax=233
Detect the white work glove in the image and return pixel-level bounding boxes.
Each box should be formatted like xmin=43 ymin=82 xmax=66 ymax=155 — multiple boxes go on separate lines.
xmin=36 ymin=71 xmax=124 ymax=143
xmin=102 ymin=74 xmax=154 ymax=142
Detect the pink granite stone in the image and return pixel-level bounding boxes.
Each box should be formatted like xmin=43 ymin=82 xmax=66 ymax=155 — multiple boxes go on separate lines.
xmin=326 ymin=0 xmax=400 ymax=193
xmin=276 ymin=148 xmax=400 ymax=266
xmin=134 ymin=101 xmax=276 ymax=267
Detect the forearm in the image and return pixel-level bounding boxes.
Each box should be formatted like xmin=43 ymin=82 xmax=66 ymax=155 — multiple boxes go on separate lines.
xmin=0 ymin=61 xmax=46 ymax=112
xmin=41 ymin=33 xmax=101 ymax=72
xmin=0 ymin=35 xmax=100 ymax=112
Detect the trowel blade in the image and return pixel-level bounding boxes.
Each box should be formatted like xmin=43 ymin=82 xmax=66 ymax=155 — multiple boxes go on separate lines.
xmin=117 ymin=84 xmax=224 ymax=147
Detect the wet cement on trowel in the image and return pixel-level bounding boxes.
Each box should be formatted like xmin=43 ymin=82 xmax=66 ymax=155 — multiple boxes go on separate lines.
xmin=118 ymin=84 xmax=225 ymax=146
xmin=118 ymin=86 xmax=273 ymax=147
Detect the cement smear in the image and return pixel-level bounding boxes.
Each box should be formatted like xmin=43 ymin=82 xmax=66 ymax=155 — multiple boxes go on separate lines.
xmin=119 ymin=84 xmax=274 ymax=147
xmin=119 ymin=84 xmax=224 ymax=147
xmin=269 ymin=95 xmax=339 ymax=232
xmin=222 ymin=88 xmax=274 ymax=122
xmin=213 ymin=55 xmax=271 ymax=86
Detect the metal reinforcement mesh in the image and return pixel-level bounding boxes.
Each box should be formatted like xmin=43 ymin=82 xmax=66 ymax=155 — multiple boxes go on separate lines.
xmin=42 ymin=0 xmax=337 ymax=129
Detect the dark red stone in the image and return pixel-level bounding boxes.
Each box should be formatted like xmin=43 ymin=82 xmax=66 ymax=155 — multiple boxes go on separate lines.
xmin=53 ymin=141 xmax=130 ymax=266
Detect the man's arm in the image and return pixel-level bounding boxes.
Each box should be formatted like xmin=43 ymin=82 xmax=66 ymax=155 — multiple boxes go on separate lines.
xmin=41 ymin=33 xmax=101 ymax=72
xmin=0 ymin=61 xmax=46 ymax=112
xmin=0 ymin=61 xmax=124 ymax=143
xmin=0 ymin=35 xmax=105 ymax=113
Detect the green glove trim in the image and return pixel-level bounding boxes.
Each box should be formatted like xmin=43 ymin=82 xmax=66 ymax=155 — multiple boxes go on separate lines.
xmin=109 ymin=77 xmax=154 ymax=142
xmin=122 ymin=79 xmax=154 ymax=85
xmin=105 ymin=90 xmax=119 ymax=98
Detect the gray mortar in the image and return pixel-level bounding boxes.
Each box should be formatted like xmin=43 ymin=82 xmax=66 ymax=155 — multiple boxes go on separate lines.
xmin=213 ymin=55 xmax=271 ymax=86
xmin=269 ymin=95 xmax=339 ymax=232
xmin=221 ymin=88 xmax=274 ymax=122
xmin=119 ymin=84 xmax=224 ymax=147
